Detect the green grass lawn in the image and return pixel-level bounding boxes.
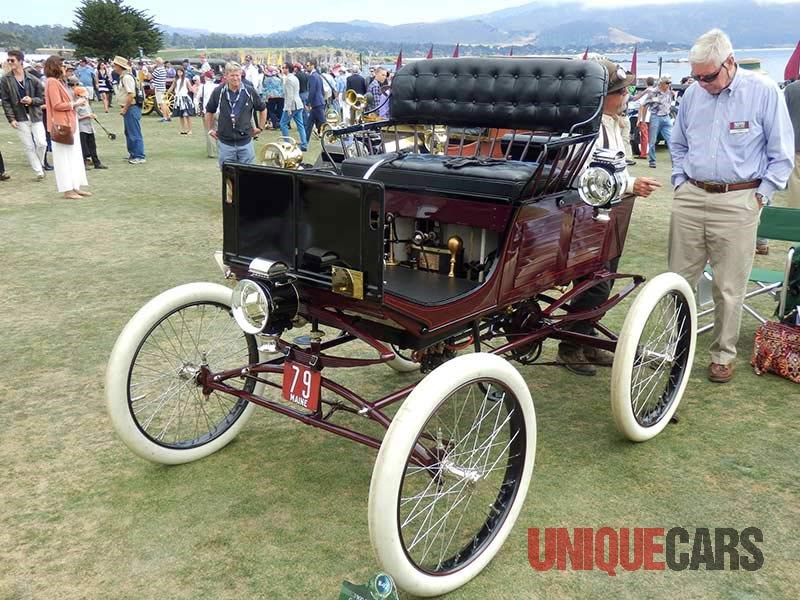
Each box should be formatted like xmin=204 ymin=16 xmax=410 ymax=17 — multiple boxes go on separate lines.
xmin=1 ymin=113 xmax=798 ymax=600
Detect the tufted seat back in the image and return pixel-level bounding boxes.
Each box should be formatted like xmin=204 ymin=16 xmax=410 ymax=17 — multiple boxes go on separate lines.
xmin=390 ymin=57 xmax=607 ymax=134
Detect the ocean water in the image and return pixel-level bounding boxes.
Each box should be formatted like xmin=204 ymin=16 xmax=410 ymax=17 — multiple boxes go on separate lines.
xmin=606 ymin=46 xmax=797 ymax=83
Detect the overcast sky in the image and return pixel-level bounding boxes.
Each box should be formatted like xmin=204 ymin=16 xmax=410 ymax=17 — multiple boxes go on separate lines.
xmin=4 ymin=0 xmax=799 ymax=36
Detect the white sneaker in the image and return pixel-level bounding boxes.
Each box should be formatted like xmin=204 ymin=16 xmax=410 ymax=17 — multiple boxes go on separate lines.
xmin=128 ymin=158 xmax=146 ymax=164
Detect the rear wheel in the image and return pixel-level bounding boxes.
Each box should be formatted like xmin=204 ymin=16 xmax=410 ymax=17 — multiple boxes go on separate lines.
xmin=610 ymin=273 xmax=696 ymax=441
xmin=106 ymin=282 xmax=259 ymax=464
xmin=141 ymin=94 xmax=155 ymax=115
xmin=369 ymin=353 xmax=536 ymax=596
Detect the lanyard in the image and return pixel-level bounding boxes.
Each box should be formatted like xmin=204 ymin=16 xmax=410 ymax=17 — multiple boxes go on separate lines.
xmin=225 ymin=85 xmax=244 ymax=127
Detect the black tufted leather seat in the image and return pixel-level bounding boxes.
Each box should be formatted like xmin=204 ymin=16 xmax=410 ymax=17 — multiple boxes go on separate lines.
xmin=340 ymin=153 xmax=550 ymax=203
xmin=390 ymin=57 xmax=606 ymax=134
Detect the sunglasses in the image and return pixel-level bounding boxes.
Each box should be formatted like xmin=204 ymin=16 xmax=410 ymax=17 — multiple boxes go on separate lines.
xmin=691 ymin=58 xmax=729 ymax=83
xmin=7 ymin=58 xmax=17 ymax=63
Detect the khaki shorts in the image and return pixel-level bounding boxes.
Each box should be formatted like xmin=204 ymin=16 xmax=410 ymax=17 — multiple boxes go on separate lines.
xmin=154 ymin=91 xmax=165 ymax=105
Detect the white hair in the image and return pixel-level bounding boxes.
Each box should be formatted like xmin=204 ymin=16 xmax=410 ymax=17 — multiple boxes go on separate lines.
xmin=225 ymin=61 xmax=242 ymax=74
xmin=688 ymin=28 xmax=734 ymax=66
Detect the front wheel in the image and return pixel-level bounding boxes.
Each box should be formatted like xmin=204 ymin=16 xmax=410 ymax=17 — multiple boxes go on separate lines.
xmin=610 ymin=272 xmax=696 ymax=441
xmin=106 ymin=282 xmax=259 ymax=464
xmin=369 ymin=353 xmax=536 ymax=597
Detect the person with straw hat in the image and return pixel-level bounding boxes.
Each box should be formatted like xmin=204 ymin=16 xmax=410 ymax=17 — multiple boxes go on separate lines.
xmin=111 ymin=56 xmax=145 ymax=164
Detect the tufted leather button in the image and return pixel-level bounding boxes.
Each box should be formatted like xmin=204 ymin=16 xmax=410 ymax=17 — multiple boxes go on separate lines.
xmin=414 ymin=98 xmax=419 ymax=102
xmin=433 ymin=72 xmax=438 ymax=77
xmin=472 ymin=99 xmax=477 ymax=103
xmin=493 ymin=73 xmax=498 ymax=79
xmin=473 ymin=73 xmax=479 ymax=79
xmin=513 ymin=74 xmax=519 ymax=79
xmin=414 ymin=73 xmax=419 ymax=78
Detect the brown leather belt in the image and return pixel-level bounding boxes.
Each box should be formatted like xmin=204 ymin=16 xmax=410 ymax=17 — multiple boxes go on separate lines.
xmin=688 ymin=178 xmax=761 ymax=193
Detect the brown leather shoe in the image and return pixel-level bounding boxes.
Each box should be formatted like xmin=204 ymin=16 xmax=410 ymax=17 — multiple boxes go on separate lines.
xmin=558 ymin=345 xmax=596 ymax=376
xmin=708 ymin=362 xmax=734 ymax=383
xmin=583 ymin=345 xmax=615 ymax=366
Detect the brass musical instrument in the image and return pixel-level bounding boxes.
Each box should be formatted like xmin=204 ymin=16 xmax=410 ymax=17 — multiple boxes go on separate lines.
xmin=259 ymin=136 xmax=304 ymax=169
xmin=344 ymin=89 xmax=369 ymax=123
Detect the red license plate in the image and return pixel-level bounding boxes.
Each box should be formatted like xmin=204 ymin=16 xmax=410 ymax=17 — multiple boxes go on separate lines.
xmin=282 ymin=361 xmax=321 ymax=411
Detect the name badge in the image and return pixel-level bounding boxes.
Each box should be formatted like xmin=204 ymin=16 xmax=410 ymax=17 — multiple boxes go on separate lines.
xmin=729 ymin=121 xmax=749 ymax=134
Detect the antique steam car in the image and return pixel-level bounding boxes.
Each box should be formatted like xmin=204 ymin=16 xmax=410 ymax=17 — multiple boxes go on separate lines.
xmin=106 ymin=58 xmax=697 ymax=597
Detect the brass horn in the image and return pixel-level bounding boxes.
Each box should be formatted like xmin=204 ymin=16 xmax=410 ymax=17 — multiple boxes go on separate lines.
xmin=344 ymin=89 xmax=368 ymax=123
xmin=259 ymin=136 xmax=304 ymax=169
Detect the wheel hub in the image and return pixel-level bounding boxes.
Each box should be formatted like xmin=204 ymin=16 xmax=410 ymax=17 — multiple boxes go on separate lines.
xmin=178 ymin=362 xmax=201 ymax=380
xmin=440 ymin=457 xmax=483 ymax=486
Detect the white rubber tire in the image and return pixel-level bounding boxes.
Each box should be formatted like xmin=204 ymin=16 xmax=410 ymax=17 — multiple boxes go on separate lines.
xmin=106 ymin=282 xmax=259 ymax=465
xmin=611 ymin=272 xmax=696 ymax=442
xmin=368 ymin=353 xmax=536 ymax=597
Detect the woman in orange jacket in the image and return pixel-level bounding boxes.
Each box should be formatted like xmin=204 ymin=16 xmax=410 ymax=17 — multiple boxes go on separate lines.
xmin=43 ymin=55 xmax=90 ymax=200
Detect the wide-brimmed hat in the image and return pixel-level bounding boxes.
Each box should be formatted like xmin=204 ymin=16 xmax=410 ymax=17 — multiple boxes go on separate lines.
xmin=73 ymin=85 xmax=87 ymax=97
xmin=600 ymin=59 xmax=635 ymax=93
xmin=659 ymin=75 xmax=672 ymax=84
xmin=112 ymin=56 xmax=130 ymax=70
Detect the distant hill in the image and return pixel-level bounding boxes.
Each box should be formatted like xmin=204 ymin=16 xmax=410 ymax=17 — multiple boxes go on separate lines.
xmin=3 ymin=0 xmax=798 ymax=55
xmin=272 ymin=0 xmax=799 ymax=48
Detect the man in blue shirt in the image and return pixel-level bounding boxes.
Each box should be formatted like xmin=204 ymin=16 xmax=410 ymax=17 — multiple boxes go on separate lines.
xmin=74 ymin=58 xmax=96 ymax=101
xmin=669 ymin=28 xmax=794 ymax=383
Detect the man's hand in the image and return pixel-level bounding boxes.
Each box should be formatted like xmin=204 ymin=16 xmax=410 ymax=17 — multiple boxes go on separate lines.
xmin=209 ymin=129 xmax=219 ymax=140
xmin=20 ymin=95 xmax=32 ymax=106
xmin=632 ymin=176 xmax=662 ymax=198
xmin=10 ymin=120 xmax=18 ymax=129
xmin=756 ymin=193 xmax=766 ymax=208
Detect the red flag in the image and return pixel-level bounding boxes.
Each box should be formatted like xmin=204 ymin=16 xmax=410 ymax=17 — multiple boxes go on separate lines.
xmin=785 ymin=39 xmax=800 ymax=81
xmin=453 ymin=43 xmax=460 ymax=58
xmin=631 ymin=45 xmax=638 ymax=79
xmin=582 ymin=47 xmax=589 ymax=60
xmin=426 ymin=45 xmax=433 ymax=59
xmin=395 ymin=48 xmax=403 ymax=72
xmin=509 ymin=46 xmax=514 ymax=57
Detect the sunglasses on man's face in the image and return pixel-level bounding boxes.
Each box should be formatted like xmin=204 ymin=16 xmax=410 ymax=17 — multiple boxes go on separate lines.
xmin=7 ymin=58 xmax=17 ymax=63
xmin=692 ymin=58 xmax=729 ymax=83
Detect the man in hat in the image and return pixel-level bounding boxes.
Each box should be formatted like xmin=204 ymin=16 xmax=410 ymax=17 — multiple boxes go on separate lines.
xmin=558 ymin=60 xmax=662 ymax=375
xmin=204 ymin=61 xmax=266 ymax=168
xmin=243 ymin=55 xmax=259 ymax=88
xmin=112 ymin=56 xmax=146 ymax=164
xmin=669 ymin=28 xmax=794 ymax=383
xmin=642 ymin=75 xmax=675 ymax=168
xmin=0 ymin=49 xmax=48 ymax=179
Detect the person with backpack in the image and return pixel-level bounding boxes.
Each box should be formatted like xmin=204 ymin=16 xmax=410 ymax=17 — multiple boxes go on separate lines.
xmin=111 ymin=56 xmax=145 ymax=164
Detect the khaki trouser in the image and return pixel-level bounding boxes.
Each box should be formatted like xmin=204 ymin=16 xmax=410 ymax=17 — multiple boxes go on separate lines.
xmin=773 ymin=152 xmax=800 ymax=208
xmin=668 ymin=182 xmax=761 ymax=365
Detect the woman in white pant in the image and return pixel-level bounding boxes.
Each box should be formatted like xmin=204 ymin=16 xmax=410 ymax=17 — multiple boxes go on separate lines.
xmin=43 ymin=55 xmax=90 ymax=200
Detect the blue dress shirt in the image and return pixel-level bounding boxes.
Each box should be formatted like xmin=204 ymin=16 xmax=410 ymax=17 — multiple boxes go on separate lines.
xmin=671 ymin=67 xmax=794 ymax=199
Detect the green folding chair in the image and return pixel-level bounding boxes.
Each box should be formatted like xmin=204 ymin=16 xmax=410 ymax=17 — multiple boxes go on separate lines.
xmin=697 ymin=206 xmax=800 ymax=333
